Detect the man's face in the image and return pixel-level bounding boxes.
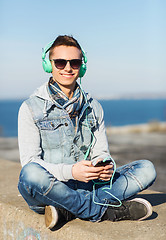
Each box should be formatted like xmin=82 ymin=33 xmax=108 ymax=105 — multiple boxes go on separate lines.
xmin=50 ymin=45 xmax=82 ymax=90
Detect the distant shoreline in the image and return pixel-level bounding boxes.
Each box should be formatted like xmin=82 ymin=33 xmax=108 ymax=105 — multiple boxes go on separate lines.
xmin=107 ymin=121 xmax=166 ymax=134
xmin=96 ymin=94 xmax=166 ymax=100
xmin=0 ymin=94 xmax=166 ymax=101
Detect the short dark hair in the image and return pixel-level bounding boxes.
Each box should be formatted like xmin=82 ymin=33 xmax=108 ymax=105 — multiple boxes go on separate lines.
xmin=49 ymin=35 xmax=82 ymax=59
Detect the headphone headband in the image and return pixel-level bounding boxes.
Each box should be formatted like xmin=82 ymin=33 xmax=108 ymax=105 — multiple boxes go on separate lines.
xmin=42 ymin=40 xmax=87 ymax=77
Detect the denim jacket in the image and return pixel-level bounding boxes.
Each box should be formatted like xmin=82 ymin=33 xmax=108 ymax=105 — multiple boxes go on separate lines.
xmin=18 ymin=82 xmax=111 ymax=181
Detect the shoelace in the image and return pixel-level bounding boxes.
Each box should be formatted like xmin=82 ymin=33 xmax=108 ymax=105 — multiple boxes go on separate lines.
xmin=113 ymin=204 xmax=131 ymax=221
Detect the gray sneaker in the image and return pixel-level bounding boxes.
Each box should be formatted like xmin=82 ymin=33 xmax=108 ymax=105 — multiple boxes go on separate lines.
xmin=102 ymin=198 xmax=153 ymax=221
xmin=45 ymin=205 xmax=75 ymax=229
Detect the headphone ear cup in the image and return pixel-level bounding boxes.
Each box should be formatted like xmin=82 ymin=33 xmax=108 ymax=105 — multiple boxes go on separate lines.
xmin=42 ymin=59 xmax=52 ymax=73
xmin=79 ymin=63 xmax=87 ymax=78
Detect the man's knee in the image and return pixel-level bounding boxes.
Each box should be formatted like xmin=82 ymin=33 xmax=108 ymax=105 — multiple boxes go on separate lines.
xmin=137 ymin=159 xmax=156 ymax=188
xmin=19 ymin=162 xmax=53 ymax=189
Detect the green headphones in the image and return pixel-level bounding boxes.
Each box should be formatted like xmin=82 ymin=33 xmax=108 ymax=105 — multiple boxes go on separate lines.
xmin=42 ymin=40 xmax=87 ymax=78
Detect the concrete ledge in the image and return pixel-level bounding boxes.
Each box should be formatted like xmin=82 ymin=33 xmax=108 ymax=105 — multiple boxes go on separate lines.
xmin=0 ymin=159 xmax=166 ymax=240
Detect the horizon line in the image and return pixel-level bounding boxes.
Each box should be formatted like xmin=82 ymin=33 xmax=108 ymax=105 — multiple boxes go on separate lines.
xmin=0 ymin=92 xmax=166 ymax=101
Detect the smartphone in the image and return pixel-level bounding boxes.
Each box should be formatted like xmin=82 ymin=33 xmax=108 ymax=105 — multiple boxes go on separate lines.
xmin=95 ymin=159 xmax=113 ymax=167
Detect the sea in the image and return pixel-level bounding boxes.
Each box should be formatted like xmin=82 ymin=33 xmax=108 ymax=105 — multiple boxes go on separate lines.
xmin=0 ymin=99 xmax=166 ymax=137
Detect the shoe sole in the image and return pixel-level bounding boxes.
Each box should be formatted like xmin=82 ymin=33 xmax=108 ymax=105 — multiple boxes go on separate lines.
xmin=45 ymin=206 xmax=59 ymax=229
xmin=130 ymin=198 xmax=153 ymax=221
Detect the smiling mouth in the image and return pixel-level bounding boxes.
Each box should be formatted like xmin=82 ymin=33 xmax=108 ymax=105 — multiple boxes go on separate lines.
xmin=61 ymin=73 xmax=74 ymax=77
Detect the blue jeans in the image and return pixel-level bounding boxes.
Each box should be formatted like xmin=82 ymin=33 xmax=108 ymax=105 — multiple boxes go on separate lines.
xmin=18 ymin=160 xmax=156 ymax=222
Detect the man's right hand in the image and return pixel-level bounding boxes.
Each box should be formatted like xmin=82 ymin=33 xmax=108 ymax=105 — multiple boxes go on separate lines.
xmin=72 ymin=160 xmax=104 ymax=183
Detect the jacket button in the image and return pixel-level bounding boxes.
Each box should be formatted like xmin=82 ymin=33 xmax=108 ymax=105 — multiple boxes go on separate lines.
xmin=65 ymin=122 xmax=68 ymax=126
xmin=51 ymin=122 xmax=54 ymax=128
xmin=75 ymin=156 xmax=79 ymax=161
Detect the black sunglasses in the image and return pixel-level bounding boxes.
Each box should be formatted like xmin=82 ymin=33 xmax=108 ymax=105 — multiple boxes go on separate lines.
xmin=51 ymin=59 xmax=82 ymax=70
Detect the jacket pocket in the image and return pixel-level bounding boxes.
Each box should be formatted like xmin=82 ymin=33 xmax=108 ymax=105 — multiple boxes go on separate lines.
xmin=36 ymin=119 xmax=63 ymax=148
xmin=37 ymin=119 xmax=62 ymax=130
xmin=80 ymin=112 xmax=97 ymax=129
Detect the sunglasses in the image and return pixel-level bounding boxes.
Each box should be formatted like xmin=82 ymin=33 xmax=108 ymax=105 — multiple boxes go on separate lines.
xmin=51 ymin=59 xmax=82 ymax=70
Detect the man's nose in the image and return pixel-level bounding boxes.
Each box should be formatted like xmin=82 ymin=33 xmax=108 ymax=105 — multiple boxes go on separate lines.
xmin=64 ymin=61 xmax=72 ymax=71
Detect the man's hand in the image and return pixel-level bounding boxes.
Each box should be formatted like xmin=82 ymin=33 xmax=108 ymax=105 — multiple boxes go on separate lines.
xmin=95 ymin=158 xmax=114 ymax=181
xmin=72 ymin=160 xmax=104 ymax=183
xmin=72 ymin=159 xmax=114 ymax=183
xmin=98 ymin=164 xmax=114 ymax=181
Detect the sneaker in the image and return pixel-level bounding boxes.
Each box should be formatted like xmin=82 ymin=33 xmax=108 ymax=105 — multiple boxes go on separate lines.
xmin=102 ymin=198 xmax=152 ymax=221
xmin=45 ymin=205 xmax=74 ymax=229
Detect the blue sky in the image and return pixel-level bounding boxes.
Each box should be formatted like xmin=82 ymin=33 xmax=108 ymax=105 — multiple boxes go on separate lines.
xmin=1 ymin=0 xmax=166 ymax=99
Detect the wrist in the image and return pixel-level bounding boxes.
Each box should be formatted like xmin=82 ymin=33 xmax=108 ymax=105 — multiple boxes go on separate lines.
xmin=71 ymin=164 xmax=76 ymax=180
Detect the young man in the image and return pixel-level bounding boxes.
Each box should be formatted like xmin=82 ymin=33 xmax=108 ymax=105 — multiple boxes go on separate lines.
xmin=18 ymin=35 xmax=156 ymax=229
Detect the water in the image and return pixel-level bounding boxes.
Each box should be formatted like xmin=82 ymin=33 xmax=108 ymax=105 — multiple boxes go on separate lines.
xmin=0 ymin=99 xmax=23 ymax=137
xmin=100 ymin=99 xmax=166 ymax=127
xmin=0 ymin=99 xmax=166 ymax=137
